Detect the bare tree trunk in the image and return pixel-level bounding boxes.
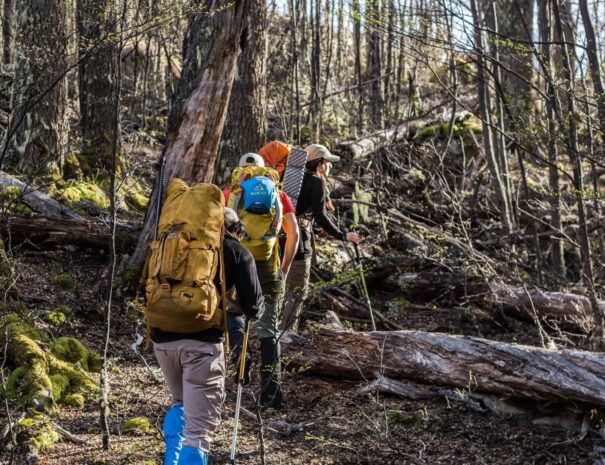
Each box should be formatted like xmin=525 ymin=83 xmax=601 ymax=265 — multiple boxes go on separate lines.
xmin=579 ymin=0 xmax=605 ymax=139
xmin=309 ymin=0 xmax=321 ymax=138
xmin=2 ymin=0 xmax=13 ymax=66
xmin=8 ymin=0 xmax=69 ymax=176
xmin=537 ymin=0 xmax=565 ymax=279
xmin=131 ymin=0 xmax=249 ymax=268
xmin=366 ymin=0 xmax=383 ymax=128
xmin=352 ymin=0 xmax=363 ymax=134
xmin=470 ymin=0 xmax=512 ymax=235
xmin=553 ymin=0 xmax=604 ymax=350
xmin=216 ymin=0 xmax=267 ymax=185
xmin=76 ymin=0 xmax=117 ymax=175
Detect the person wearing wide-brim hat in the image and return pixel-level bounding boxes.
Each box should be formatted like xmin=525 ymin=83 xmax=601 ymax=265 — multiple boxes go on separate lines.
xmin=280 ymin=144 xmax=360 ymax=333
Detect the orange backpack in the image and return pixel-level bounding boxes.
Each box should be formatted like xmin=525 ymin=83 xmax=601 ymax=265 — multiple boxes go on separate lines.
xmin=258 ymin=141 xmax=291 ymax=177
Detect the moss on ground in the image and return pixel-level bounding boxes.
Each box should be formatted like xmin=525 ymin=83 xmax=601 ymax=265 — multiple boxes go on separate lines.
xmin=44 ymin=311 xmax=66 ymax=325
xmin=59 ymin=180 xmax=110 ymax=209
xmin=123 ymin=417 xmax=154 ymax=434
xmin=54 ymin=273 xmax=75 ymax=290
xmin=51 ymin=336 xmax=102 ymax=372
xmin=2 ymin=316 xmax=99 ymax=413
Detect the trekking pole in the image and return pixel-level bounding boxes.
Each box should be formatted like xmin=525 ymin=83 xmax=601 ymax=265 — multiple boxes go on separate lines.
xmin=353 ymin=243 xmax=377 ymax=331
xmin=229 ymin=317 xmax=250 ymax=465
xmin=153 ymin=153 xmax=167 ymax=241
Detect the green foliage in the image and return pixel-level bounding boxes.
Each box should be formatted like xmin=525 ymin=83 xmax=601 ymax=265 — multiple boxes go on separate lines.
xmin=123 ymin=417 xmax=154 ymax=434
xmin=44 ymin=311 xmax=66 ymax=326
xmin=54 ymin=273 xmax=75 ymax=290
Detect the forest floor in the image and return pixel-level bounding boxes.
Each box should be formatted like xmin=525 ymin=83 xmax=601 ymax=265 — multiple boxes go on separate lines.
xmin=2 ymin=134 xmax=605 ymax=465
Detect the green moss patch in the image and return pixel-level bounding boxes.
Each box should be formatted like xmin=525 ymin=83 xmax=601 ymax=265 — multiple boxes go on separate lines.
xmin=59 ymin=180 xmax=110 ymax=210
xmin=17 ymin=415 xmax=60 ymax=453
xmin=51 ymin=337 xmax=101 ymax=372
xmin=123 ymin=416 xmax=154 ymax=434
xmin=54 ymin=273 xmax=75 ymax=290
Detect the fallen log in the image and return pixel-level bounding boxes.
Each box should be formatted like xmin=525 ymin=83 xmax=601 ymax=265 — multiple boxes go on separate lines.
xmin=487 ymin=282 xmax=599 ymax=321
xmin=3 ymin=213 xmax=138 ymax=251
xmin=335 ymin=111 xmax=472 ymax=160
xmin=0 ymin=171 xmax=79 ymax=219
xmin=282 ymin=328 xmax=605 ymax=407
xmin=392 ymin=271 xmax=599 ymax=322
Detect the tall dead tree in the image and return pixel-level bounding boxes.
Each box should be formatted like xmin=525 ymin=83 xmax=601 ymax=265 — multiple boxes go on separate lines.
xmin=490 ymin=0 xmax=534 ymax=131
xmin=131 ymin=0 xmax=249 ymax=267
xmin=537 ymin=0 xmax=565 ymax=278
xmin=76 ymin=0 xmax=117 ymax=175
xmin=7 ymin=0 xmax=69 ymax=175
xmin=2 ymin=0 xmax=13 ymax=66
xmin=552 ymin=0 xmax=604 ymax=349
xmin=366 ymin=0 xmax=383 ymax=128
xmin=579 ymin=0 xmax=605 ymax=139
xmin=470 ymin=0 xmax=513 ymax=236
xmin=352 ymin=0 xmax=363 ymax=134
xmin=216 ymin=0 xmax=267 ymax=185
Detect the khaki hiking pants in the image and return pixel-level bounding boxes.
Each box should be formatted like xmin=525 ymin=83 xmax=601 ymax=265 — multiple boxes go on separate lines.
xmin=154 ymin=340 xmax=225 ymax=452
xmin=280 ymin=254 xmax=312 ymax=333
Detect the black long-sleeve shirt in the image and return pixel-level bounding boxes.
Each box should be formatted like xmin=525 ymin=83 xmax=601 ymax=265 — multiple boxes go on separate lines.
xmin=151 ymin=237 xmax=264 ymax=343
xmin=295 ymin=173 xmax=346 ymax=256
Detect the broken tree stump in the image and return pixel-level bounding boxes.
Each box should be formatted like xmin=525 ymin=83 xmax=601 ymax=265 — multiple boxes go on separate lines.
xmin=281 ymin=328 xmax=605 ymax=407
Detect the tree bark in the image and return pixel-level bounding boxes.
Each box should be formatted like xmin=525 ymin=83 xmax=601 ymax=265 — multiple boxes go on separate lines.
xmin=578 ymin=0 xmax=605 ymax=139
xmin=76 ymin=0 xmax=117 ymax=175
xmin=282 ymin=328 xmax=605 ymax=407
xmin=216 ymin=0 xmax=267 ymax=185
xmin=8 ymin=0 xmax=69 ymax=175
xmin=131 ymin=0 xmax=248 ymax=268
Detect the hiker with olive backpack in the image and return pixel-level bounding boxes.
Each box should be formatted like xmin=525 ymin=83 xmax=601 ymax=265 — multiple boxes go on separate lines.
xmin=224 ymin=153 xmax=299 ymax=408
xmin=142 ymin=179 xmax=264 ymax=465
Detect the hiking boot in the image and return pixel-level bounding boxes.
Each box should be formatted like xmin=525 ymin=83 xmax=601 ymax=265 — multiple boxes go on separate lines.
xmin=163 ymin=404 xmax=185 ymax=465
xmin=259 ymin=337 xmax=282 ymax=408
xmin=177 ymin=446 xmax=208 ymax=465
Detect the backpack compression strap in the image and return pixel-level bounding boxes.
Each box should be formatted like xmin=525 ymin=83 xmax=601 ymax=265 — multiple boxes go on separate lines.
xmin=219 ymin=226 xmax=230 ymax=354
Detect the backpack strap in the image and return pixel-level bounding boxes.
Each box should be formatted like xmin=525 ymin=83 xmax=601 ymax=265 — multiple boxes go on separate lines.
xmin=261 ymin=196 xmax=283 ymax=241
xmin=219 ymin=226 xmax=230 ymax=354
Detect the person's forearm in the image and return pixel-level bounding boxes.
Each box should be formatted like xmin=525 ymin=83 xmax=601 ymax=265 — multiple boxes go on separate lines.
xmin=281 ymin=232 xmax=299 ymax=274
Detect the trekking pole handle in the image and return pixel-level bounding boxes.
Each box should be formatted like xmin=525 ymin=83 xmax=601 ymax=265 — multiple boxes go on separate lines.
xmin=153 ymin=155 xmax=167 ymax=241
xmin=353 ymin=242 xmax=362 ymax=264
xmin=238 ymin=318 xmax=251 ymax=384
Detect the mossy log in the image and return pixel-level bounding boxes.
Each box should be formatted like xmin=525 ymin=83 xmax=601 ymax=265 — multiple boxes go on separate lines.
xmin=3 ymin=213 xmax=138 ymax=251
xmin=282 ymin=328 xmax=605 ymax=407
xmin=0 ymin=171 xmax=80 ymax=218
xmin=335 ymin=111 xmax=473 ymax=159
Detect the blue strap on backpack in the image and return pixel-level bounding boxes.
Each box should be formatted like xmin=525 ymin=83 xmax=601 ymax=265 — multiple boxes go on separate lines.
xmin=240 ymin=176 xmax=277 ymax=214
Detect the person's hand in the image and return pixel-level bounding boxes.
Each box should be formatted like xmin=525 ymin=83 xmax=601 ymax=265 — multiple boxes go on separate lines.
xmin=279 ymin=266 xmax=289 ymax=280
xmin=345 ymin=231 xmax=360 ymax=244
